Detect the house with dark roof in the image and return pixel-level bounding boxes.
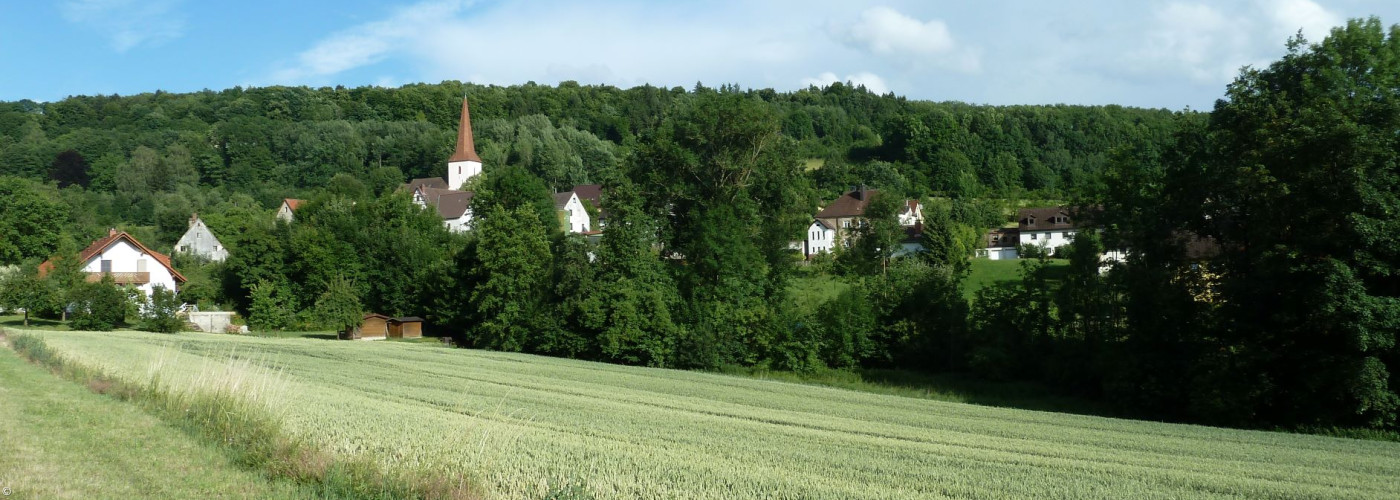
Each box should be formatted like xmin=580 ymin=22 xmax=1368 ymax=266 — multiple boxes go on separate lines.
xmin=803 ymin=186 xmax=924 ymax=257
xmin=1017 ymin=207 xmax=1078 ymax=253
xmin=39 ymin=229 xmax=186 ymax=299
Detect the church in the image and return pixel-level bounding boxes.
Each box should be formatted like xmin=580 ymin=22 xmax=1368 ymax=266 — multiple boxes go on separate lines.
xmin=409 ymin=98 xmax=601 ymax=235
xmin=406 ymin=98 xmax=484 ymax=233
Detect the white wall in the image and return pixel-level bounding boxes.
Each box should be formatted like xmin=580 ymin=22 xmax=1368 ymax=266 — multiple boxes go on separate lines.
xmin=276 ymin=203 xmax=295 ymax=222
xmin=444 ymin=211 xmax=472 ymax=233
xmin=82 ymin=239 xmax=178 ymax=298
xmin=806 ymin=222 xmax=835 ymax=256
xmin=447 ymin=160 xmax=482 ymax=190
xmin=1019 ymin=229 xmax=1077 ymax=253
xmin=562 ymin=195 xmax=591 ymax=233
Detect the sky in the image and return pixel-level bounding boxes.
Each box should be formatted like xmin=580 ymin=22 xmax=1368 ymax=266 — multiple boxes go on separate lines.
xmin=2 ymin=0 xmax=1399 ymax=109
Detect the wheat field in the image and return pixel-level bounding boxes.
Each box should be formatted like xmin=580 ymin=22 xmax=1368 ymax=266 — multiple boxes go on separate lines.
xmin=24 ymin=329 xmax=1400 ymax=499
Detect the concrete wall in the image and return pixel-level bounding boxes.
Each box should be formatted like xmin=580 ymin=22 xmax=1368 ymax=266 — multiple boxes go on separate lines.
xmin=186 ymin=312 xmax=238 ymax=333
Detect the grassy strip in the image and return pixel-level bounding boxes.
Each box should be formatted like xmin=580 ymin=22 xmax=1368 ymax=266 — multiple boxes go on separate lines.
xmin=4 ymin=330 xmax=482 ymax=500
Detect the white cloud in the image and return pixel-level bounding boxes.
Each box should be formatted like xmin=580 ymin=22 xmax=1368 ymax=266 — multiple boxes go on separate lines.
xmin=61 ymin=0 xmax=185 ymax=52
xmin=1136 ymin=3 xmax=1259 ymax=83
xmin=832 ymin=6 xmax=980 ymax=73
xmin=802 ymin=71 xmax=890 ymax=95
xmin=267 ymin=0 xmax=470 ymax=84
xmin=1262 ymin=0 xmax=1343 ymax=43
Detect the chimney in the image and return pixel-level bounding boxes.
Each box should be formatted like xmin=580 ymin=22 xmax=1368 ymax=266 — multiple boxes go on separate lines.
xmin=108 ymin=228 xmax=117 ymax=236
xmin=189 ymin=213 xmax=198 ymax=227
xmin=857 ymin=184 xmax=868 ymax=201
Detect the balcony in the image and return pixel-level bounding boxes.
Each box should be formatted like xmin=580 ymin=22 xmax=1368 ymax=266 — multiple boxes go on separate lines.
xmin=86 ymin=272 xmax=150 ymax=285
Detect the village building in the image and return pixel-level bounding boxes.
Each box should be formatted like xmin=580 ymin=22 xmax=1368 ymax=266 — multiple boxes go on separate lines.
xmin=799 ymin=186 xmax=924 ymax=258
xmin=40 ymin=229 xmax=186 ymax=299
xmin=554 ymin=190 xmax=592 ymax=233
xmin=408 ymin=98 xmax=486 ymax=232
xmin=388 ymin=317 xmax=424 ymax=339
xmin=276 ymin=198 xmax=304 ymax=222
xmin=977 ymin=228 xmax=1021 ymax=260
xmin=1017 ymin=207 xmax=1078 ymax=254
xmin=571 ymin=184 xmax=605 ymax=230
xmin=174 ymin=214 xmax=228 ymax=262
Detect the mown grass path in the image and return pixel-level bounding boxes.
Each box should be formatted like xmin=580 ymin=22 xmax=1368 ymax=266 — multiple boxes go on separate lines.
xmin=0 ymin=342 xmax=309 ymax=499
xmin=25 ymin=329 xmax=1400 ymax=499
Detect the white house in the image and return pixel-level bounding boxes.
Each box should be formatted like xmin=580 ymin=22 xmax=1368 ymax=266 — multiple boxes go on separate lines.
xmin=1017 ymin=207 xmax=1078 ymax=254
xmin=897 ymin=200 xmax=924 ymax=227
xmin=276 ymin=198 xmax=304 ymax=222
xmin=806 ymin=186 xmax=925 ymax=257
xmin=803 ymin=219 xmax=836 ymax=257
xmin=174 ymin=214 xmax=228 ymax=262
xmin=414 ymin=187 xmax=474 ymax=233
xmin=41 ymin=229 xmax=185 ymax=299
xmin=554 ymin=191 xmax=591 ymax=233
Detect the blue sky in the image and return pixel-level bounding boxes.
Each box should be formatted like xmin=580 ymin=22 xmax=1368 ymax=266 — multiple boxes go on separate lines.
xmin=3 ymin=1 xmax=1399 ymax=109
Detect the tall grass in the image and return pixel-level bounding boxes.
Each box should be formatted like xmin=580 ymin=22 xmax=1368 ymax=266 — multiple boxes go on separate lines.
xmin=5 ymin=331 xmax=481 ymax=500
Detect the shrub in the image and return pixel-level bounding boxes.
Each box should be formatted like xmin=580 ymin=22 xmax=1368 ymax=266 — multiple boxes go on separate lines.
xmin=139 ymin=285 xmax=185 ymax=333
xmin=67 ymin=277 xmax=128 ymax=331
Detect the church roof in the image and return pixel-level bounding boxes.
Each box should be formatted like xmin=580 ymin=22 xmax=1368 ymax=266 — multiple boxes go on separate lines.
xmin=448 ymin=98 xmax=482 ymax=164
xmin=405 ymin=177 xmax=448 ymax=192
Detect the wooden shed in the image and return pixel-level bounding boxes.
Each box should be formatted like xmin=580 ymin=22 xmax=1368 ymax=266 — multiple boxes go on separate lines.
xmin=357 ymin=313 xmax=391 ymax=340
xmin=388 ymin=317 xmax=424 ymax=339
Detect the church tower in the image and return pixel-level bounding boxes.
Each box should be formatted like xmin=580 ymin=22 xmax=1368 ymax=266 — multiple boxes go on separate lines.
xmin=447 ymin=98 xmax=483 ymax=190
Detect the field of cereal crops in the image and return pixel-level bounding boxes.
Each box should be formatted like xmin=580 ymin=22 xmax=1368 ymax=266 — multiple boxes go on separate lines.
xmin=21 ymin=329 xmax=1400 ymax=499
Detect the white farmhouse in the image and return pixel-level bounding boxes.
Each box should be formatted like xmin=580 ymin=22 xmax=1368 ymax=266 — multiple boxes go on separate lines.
xmin=174 ymin=214 xmax=228 ymax=262
xmin=554 ymin=191 xmax=591 ymax=233
xmin=1017 ymin=207 xmax=1077 ymax=254
xmin=41 ymin=229 xmax=186 ymax=299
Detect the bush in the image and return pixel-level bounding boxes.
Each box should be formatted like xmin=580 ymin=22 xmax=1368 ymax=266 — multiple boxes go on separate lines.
xmin=139 ymin=285 xmax=185 ymax=333
xmin=67 ymin=277 xmax=128 ymax=331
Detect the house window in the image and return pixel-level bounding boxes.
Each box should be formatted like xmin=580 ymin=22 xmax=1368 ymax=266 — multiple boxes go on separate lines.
xmin=1063 ymin=232 xmax=1071 ymax=239
xmin=137 ymin=260 xmax=147 ymax=273
xmin=1030 ymin=233 xmax=1038 ymax=240
xmin=100 ymin=260 xmax=112 ymax=272
xmin=842 ymin=220 xmax=851 ymax=228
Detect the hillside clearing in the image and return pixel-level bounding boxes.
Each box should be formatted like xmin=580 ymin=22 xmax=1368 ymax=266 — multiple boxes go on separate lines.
xmin=18 ymin=329 xmax=1400 ymax=499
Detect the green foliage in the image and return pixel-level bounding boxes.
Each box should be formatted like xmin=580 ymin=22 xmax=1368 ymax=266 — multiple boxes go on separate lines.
xmin=139 ymin=285 xmax=186 ymax=333
xmin=0 ymin=177 xmax=65 ymax=265
xmin=67 ymin=276 xmax=128 ymax=331
xmin=0 ymin=268 xmax=58 ymax=326
xmin=247 ymin=280 xmax=295 ymax=331
xmin=468 ymin=205 xmax=554 ymax=351
xmin=313 ymin=275 xmax=362 ymax=333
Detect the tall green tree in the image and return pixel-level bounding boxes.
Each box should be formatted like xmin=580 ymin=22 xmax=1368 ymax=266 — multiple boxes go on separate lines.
xmin=0 ymin=177 xmax=65 ymax=265
xmin=469 ymin=205 xmax=553 ymax=352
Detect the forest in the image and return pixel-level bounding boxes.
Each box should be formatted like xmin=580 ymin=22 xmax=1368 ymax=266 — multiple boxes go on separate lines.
xmin=1 ymin=18 xmax=1397 ymax=434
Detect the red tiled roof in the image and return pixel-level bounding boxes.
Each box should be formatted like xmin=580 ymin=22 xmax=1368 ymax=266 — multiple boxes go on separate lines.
xmin=448 ymin=98 xmax=482 ymax=164
xmin=283 ymin=198 xmax=305 ymax=211
xmin=39 ymin=230 xmax=186 ymax=283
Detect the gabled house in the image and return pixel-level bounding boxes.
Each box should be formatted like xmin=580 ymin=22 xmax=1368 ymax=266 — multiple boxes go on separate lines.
xmin=276 ymin=199 xmax=304 ymax=222
xmin=1017 ymin=207 xmax=1077 ymax=253
xmin=571 ymin=184 xmax=605 ymax=229
xmin=40 ymin=229 xmax=186 ymax=299
xmin=414 ymin=187 xmax=474 ymax=233
xmin=553 ymin=191 xmax=591 ymax=233
xmin=803 ymin=186 xmax=924 ymax=257
xmin=174 ymin=214 xmax=228 ymax=262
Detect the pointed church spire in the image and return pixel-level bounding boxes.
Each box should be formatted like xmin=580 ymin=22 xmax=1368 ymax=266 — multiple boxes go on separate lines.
xmin=449 ymin=98 xmax=482 ymax=163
